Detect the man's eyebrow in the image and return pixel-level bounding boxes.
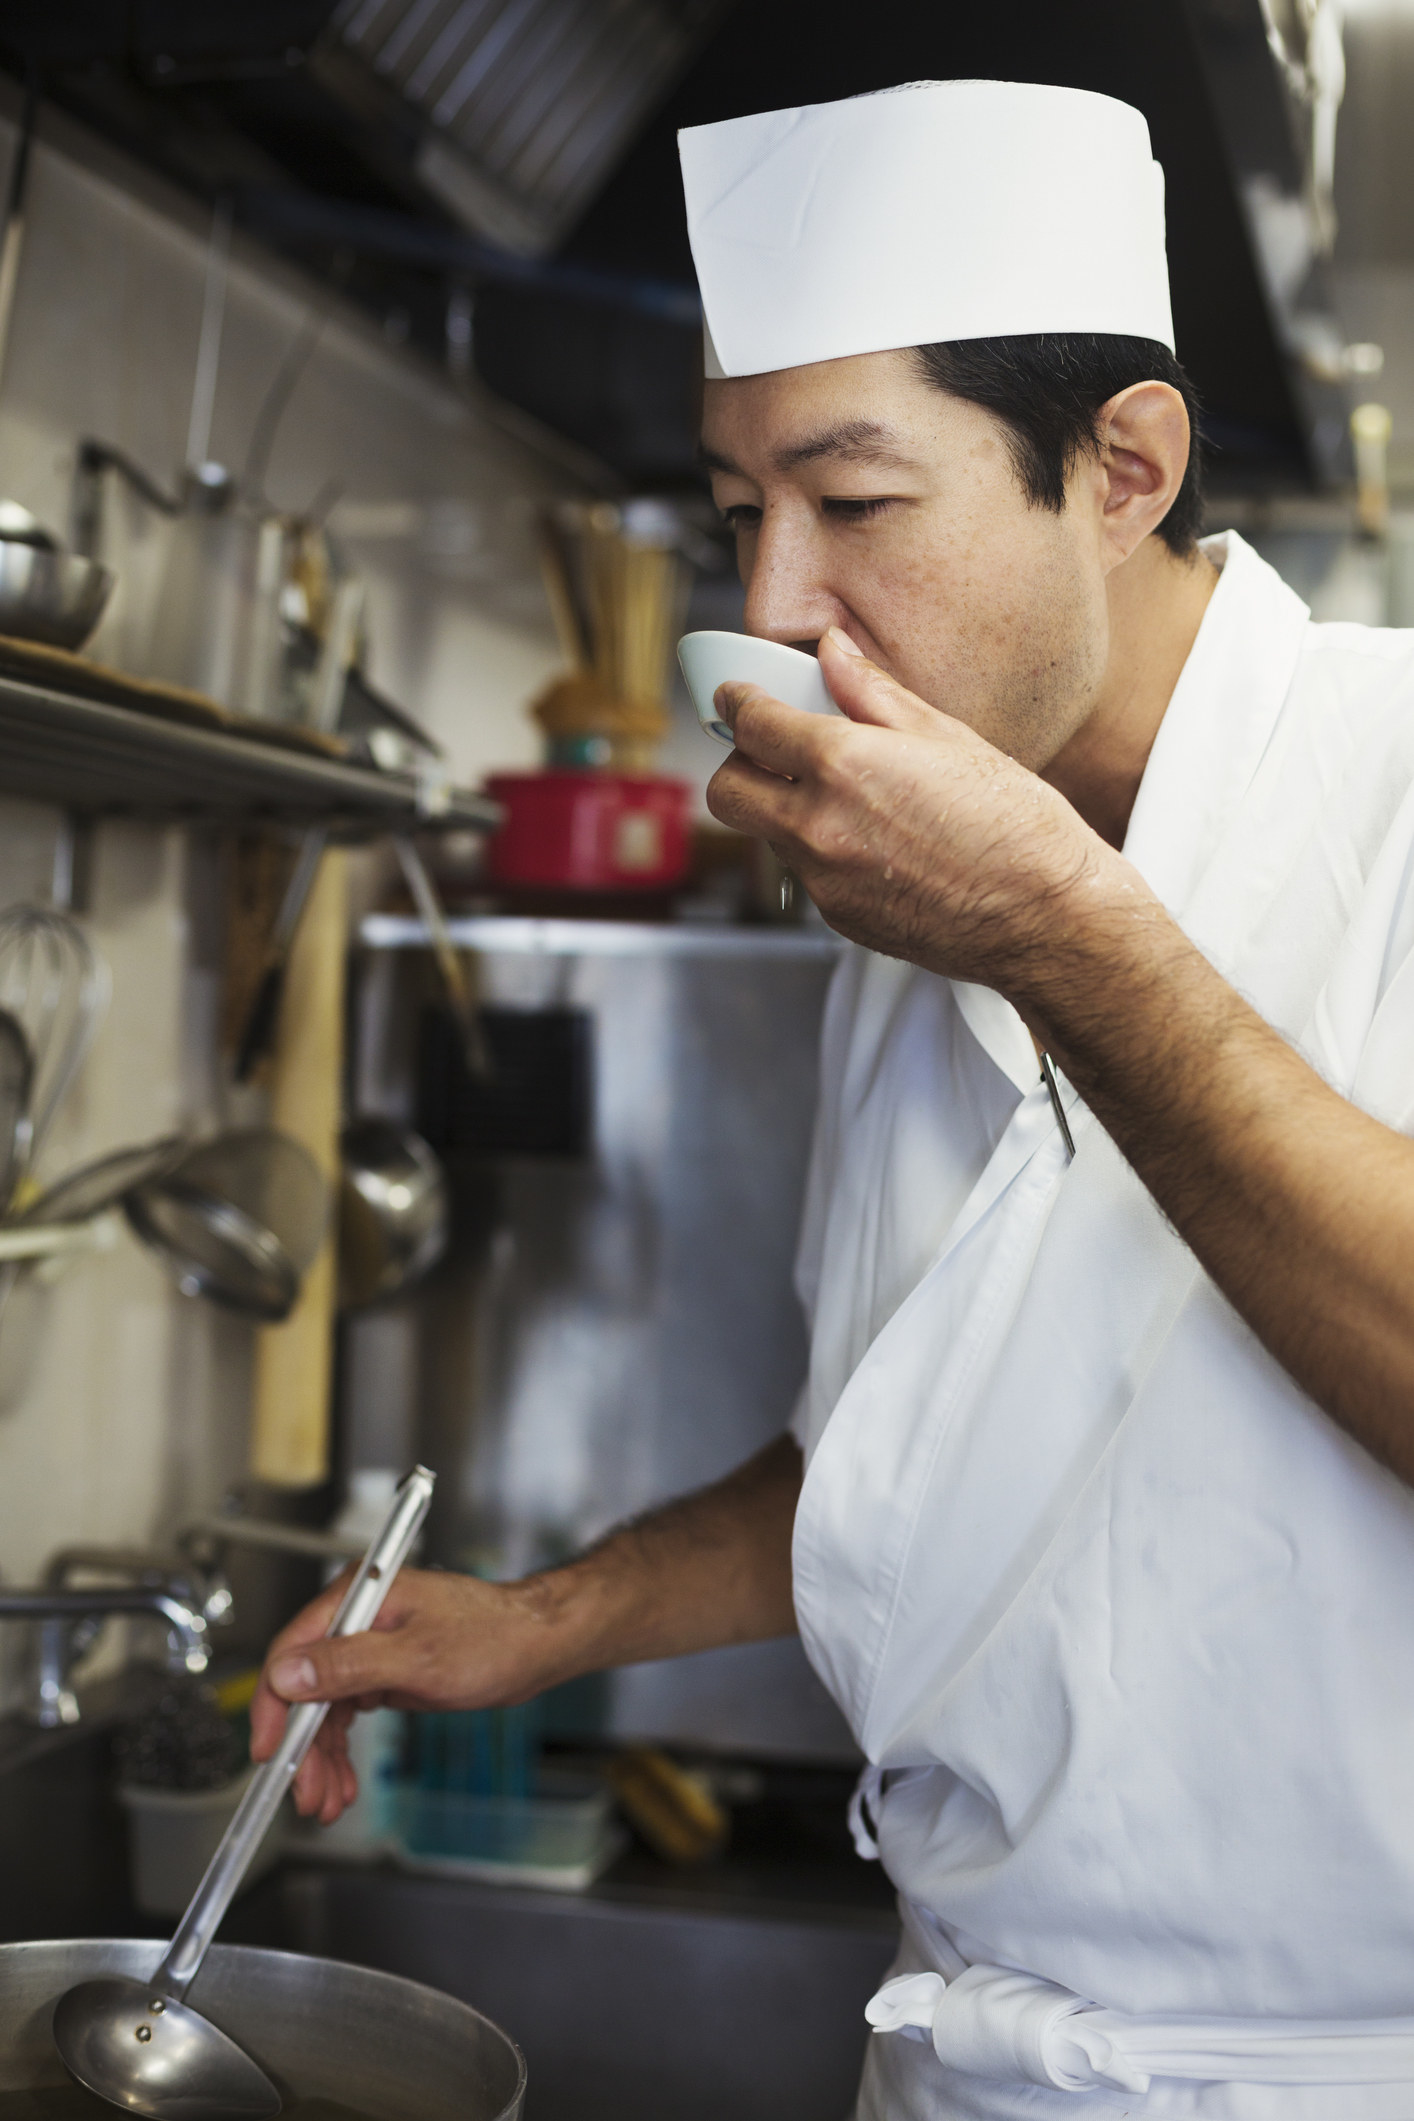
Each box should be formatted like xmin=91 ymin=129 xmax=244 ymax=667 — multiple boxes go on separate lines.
xmin=696 ymin=421 xmax=917 ymax=481
xmin=774 ymin=420 xmax=914 ymax=472
xmin=696 ymin=442 xmax=741 ymax=476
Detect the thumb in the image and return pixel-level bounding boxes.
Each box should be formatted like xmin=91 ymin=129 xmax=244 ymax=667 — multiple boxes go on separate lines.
xmin=818 ymin=626 xmax=935 ymax=733
xmin=268 ymin=1629 xmax=402 ymax=1705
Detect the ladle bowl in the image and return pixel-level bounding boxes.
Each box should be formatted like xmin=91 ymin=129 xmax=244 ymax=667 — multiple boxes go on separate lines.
xmin=52 ymin=1977 xmax=280 ymax=2119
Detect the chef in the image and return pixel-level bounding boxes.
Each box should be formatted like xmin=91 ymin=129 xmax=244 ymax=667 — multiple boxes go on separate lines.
xmin=254 ymin=79 xmax=1414 ymax=2119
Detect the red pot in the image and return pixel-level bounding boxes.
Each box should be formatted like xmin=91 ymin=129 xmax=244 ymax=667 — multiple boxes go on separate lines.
xmin=484 ymin=771 xmax=692 ymax=892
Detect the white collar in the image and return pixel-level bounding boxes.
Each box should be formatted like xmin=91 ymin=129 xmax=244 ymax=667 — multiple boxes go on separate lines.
xmin=952 ymin=530 xmax=1310 ymax=1093
xmin=1121 ymin=529 xmax=1310 ymax=921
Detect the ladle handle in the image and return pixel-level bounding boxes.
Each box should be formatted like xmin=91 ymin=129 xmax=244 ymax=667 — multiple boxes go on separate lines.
xmin=155 ymin=1465 xmax=436 ymax=1999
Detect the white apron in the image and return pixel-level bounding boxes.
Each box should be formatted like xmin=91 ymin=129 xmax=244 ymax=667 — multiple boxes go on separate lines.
xmin=790 ymin=533 xmax=1414 ymax=2120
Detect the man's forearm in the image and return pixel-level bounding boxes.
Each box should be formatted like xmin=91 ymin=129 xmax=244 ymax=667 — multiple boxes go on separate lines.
xmin=252 ymin=1433 xmax=804 ymax=1812
xmin=510 ymin=1432 xmax=803 ymax=1693
xmin=1021 ymin=893 xmax=1414 ymax=1484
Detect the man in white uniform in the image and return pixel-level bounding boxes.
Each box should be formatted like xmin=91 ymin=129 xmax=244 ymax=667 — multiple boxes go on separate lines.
xmin=254 ymin=82 xmax=1414 ymax=2117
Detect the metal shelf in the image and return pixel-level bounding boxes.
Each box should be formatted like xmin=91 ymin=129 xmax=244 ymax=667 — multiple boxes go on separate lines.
xmin=0 ymin=674 xmax=500 ymax=835
xmin=362 ymin=914 xmax=843 ymax=957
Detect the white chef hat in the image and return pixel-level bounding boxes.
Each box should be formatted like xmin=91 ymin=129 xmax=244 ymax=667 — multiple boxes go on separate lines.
xmin=679 ymin=80 xmax=1174 ymax=379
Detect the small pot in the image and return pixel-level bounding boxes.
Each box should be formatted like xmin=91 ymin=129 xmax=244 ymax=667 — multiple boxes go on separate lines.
xmin=485 ymin=771 xmax=691 ymax=892
xmin=0 ymin=539 xmax=114 ymax=650
xmin=0 ymin=1938 xmax=525 ymax=2119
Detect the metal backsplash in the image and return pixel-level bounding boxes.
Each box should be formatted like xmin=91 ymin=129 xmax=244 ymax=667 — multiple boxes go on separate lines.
xmin=348 ymin=916 xmax=856 ymax=1761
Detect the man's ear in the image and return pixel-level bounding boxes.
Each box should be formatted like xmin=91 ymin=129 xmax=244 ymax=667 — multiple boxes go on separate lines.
xmin=1094 ymin=381 xmax=1191 ymax=565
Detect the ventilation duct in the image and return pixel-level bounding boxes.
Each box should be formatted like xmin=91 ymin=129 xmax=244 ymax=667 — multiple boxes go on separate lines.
xmin=317 ymin=0 xmax=729 ymax=255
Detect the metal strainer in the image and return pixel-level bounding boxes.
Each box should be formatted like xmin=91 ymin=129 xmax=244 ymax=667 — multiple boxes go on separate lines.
xmin=125 ymin=1128 xmax=328 ymax=1323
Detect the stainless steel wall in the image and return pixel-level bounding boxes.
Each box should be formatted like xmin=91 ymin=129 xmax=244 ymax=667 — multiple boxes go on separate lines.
xmin=348 ymin=917 xmax=857 ymax=1761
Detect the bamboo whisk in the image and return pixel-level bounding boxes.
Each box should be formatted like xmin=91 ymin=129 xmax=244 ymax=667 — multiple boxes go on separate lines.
xmin=534 ymin=503 xmax=689 ymax=773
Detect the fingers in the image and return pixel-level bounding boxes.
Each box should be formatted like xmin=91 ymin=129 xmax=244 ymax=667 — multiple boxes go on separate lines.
xmin=252 ymin=1565 xmax=464 ymax=1826
xmin=253 ymin=1569 xmax=428 ymax=1753
xmin=707 ymin=748 xmax=811 ymax=843
xmin=709 ymin=632 xmax=941 ymax=831
xmin=283 ymin=1704 xmax=362 ymax=1821
xmin=252 ymin=1565 xmax=529 ymax=1823
xmin=250 ymin=1574 xmax=350 ymax=1761
xmin=266 ymin=1621 xmax=411 ymax=1710
xmin=715 ymin=679 xmax=838 ymax=783
xmin=292 ymin=1729 xmax=352 ymax=1821
xmin=816 ymin=628 xmax=938 ymax=734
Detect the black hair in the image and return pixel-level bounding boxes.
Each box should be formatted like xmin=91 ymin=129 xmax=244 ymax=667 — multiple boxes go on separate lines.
xmin=913 ymin=334 xmax=1205 ymax=557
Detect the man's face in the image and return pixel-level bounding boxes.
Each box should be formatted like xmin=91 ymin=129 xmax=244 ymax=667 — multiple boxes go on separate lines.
xmin=700 ymin=348 xmax=1114 ymax=771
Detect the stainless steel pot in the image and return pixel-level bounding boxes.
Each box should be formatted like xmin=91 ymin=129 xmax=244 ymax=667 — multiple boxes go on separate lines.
xmin=0 ymin=1939 xmax=526 ymax=2121
xmin=0 ymin=539 xmax=114 ymax=651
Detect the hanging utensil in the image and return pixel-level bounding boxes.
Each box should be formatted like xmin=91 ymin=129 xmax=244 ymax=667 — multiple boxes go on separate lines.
xmin=393 ymin=837 xmax=490 ymax=1079
xmin=0 ymin=1008 xmax=33 ymax=1215
xmin=51 ymin=1465 xmax=436 ymax=2121
xmin=232 ymin=830 xmax=327 ymax=1085
xmin=186 ymin=195 xmax=233 ymax=483
xmin=125 ymin=1128 xmax=329 ymax=1323
xmin=309 ymin=577 xmax=363 ymax=734
xmin=339 ymin=1117 xmax=449 ymax=1309
xmin=0 ymin=903 xmax=110 ymax=1182
xmin=0 ymin=70 xmax=39 ymax=401
xmin=13 ymin=1136 xmax=185 ymax=1228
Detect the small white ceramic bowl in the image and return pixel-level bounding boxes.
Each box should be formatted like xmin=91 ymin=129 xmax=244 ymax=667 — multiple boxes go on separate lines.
xmin=678 ymin=630 xmax=842 ymax=744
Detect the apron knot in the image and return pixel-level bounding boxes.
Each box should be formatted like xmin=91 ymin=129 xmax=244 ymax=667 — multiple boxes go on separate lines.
xmin=866 ymin=1962 xmax=1149 ymax=2094
xmin=868 ymin=1909 xmax=1414 ymax=2099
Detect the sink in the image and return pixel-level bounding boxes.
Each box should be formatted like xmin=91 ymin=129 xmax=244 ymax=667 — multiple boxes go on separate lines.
xmin=0 ymin=1673 xmax=166 ymax=1946
xmin=237 ymin=1863 xmax=899 ymax=2121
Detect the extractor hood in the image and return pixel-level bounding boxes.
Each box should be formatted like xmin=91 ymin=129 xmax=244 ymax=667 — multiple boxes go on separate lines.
xmin=0 ymin=0 xmax=1368 ymax=494
xmin=312 ymin=0 xmax=730 ymax=256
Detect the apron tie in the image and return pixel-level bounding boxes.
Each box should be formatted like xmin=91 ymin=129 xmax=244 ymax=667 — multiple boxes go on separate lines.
xmin=867 ymin=1909 xmax=1414 ymax=2095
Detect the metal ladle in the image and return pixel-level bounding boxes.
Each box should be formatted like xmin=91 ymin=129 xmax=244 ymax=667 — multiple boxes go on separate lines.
xmin=52 ymin=1464 xmax=436 ymax=2120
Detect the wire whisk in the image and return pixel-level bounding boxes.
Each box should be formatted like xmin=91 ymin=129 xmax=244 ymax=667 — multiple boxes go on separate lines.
xmin=0 ymin=903 xmax=110 ymax=1190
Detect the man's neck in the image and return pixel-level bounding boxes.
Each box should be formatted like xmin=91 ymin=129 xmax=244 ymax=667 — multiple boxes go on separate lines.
xmin=1043 ymin=537 xmax=1221 ymax=850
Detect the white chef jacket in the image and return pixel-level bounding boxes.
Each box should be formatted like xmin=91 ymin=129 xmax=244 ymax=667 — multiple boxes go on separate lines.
xmin=789 ymin=531 xmax=1414 ymax=2120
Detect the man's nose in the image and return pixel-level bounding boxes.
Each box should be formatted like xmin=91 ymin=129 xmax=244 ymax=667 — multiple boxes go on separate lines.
xmin=741 ymin=513 xmax=840 ymax=648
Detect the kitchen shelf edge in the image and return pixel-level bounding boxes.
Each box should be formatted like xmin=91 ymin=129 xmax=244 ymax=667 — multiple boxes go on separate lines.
xmin=0 ymin=673 xmax=499 ymax=835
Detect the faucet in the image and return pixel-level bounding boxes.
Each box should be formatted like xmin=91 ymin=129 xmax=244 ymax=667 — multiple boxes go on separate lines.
xmin=0 ymin=1584 xmax=213 ymax=1729
xmin=43 ymin=1541 xmax=234 ymax=1631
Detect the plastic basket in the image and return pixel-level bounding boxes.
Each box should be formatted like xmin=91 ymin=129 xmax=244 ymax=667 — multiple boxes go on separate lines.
xmin=393 ymin=1779 xmax=620 ymax=1892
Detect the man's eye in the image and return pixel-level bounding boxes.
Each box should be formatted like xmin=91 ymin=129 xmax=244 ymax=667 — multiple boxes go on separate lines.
xmin=721 ymin=504 xmax=762 ymax=530
xmin=822 ymin=496 xmax=897 ymax=522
